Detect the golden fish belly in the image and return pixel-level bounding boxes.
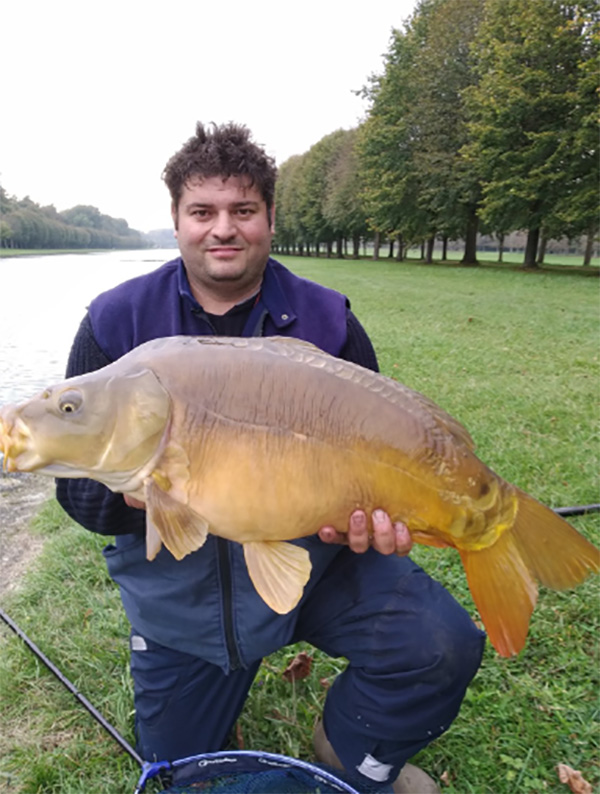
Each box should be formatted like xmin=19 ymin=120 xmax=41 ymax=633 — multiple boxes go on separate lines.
xmin=173 ymin=416 xmax=512 ymax=551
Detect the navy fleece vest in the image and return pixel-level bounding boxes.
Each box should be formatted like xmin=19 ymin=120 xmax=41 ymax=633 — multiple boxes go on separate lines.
xmin=88 ymin=257 xmax=349 ymax=361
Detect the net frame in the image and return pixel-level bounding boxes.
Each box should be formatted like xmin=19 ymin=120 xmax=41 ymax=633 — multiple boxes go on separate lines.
xmin=135 ymin=750 xmax=361 ymax=793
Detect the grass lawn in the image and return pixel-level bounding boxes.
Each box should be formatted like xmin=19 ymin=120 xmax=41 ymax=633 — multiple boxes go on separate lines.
xmin=0 ymin=256 xmax=598 ymax=793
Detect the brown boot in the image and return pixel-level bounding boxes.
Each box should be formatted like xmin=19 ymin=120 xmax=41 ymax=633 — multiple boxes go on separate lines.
xmin=313 ymin=720 xmax=441 ymax=794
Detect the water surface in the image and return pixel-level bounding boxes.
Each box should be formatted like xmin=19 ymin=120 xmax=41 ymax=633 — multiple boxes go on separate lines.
xmin=0 ymin=249 xmax=176 ymax=404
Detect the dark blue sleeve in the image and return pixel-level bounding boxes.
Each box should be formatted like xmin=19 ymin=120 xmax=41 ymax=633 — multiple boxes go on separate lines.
xmin=55 ymin=315 xmax=145 ymax=537
xmin=340 ymin=310 xmax=379 ymax=372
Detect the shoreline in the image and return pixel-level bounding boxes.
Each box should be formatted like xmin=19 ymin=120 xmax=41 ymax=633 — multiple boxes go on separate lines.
xmin=0 ymin=473 xmax=54 ymax=598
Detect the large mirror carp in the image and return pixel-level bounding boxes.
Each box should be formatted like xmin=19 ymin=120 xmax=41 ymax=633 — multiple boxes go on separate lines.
xmin=1 ymin=335 xmax=597 ymax=657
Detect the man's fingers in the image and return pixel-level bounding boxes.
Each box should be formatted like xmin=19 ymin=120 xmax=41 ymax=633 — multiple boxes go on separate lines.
xmin=371 ymin=509 xmax=396 ymax=555
xmin=318 ymin=526 xmax=346 ymax=544
xmin=394 ymin=522 xmax=413 ymax=556
xmin=348 ymin=510 xmax=370 ymax=553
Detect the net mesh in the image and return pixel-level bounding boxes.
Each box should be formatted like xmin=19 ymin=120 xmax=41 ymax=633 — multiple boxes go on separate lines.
xmin=141 ymin=751 xmax=382 ymax=794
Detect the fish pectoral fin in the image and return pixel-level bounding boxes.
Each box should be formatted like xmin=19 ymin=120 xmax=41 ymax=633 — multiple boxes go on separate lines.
xmin=144 ymin=479 xmax=209 ymax=561
xmin=459 ymin=529 xmax=538 ymax=658
xmin=243 ymin=541 xmax=312 ymax=614
xmin=145 ymin=517 xmax=163 ymax=561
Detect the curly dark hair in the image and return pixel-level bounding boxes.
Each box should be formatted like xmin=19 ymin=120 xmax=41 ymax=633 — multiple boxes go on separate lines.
xmin=163 ymin=122 xmax=278 ymax=216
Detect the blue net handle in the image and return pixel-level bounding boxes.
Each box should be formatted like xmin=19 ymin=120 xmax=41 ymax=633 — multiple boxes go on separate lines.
xmin=134 ymin=750 xmax=361 ymax=794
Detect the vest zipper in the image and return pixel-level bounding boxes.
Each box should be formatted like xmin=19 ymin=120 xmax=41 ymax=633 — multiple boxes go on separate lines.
xmin=217 ymin=538 xmax=242 ymax=671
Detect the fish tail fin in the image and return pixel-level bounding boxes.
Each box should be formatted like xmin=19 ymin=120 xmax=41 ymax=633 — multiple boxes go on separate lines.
xmin=459 ymin=531 xmax=538 ymax=657
xmin=511 ymin=489 xmax=600 ymax=589
xmin=459 ymin=490 xmax=599 ymax=657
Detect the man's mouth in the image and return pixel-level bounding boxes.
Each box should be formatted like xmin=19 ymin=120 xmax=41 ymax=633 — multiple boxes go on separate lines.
xmin=208 ymin=246 xmax=243 ymax=258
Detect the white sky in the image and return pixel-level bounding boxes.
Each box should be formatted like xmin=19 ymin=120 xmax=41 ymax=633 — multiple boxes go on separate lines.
xmin=0 ymin=0 xmax=417 ymax=233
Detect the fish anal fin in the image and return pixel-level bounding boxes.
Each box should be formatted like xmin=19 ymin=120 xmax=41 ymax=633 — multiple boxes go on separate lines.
xmin=459 ymin=530 xmax=538 ymax=657
xmin=144 ymin=478 xmax=208 ymax=561
xmin=243 ymin=541 xmax=312 ymax=614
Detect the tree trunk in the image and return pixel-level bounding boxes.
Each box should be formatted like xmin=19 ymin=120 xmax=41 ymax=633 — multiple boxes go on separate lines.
xmin=336 ymin=237 xmax=343 ymax=258
xmin=425 ymin=236 xmax=435 ymax=264
xmin=352 ymin=234 xmax=360 ymax=260
xmin=372 ymin=231 xmax=381 ymax=260
xmin=420 ymin=241 xmax=425 ymax=259
xmin=537 ymin=233 xmax=547 ymax=265
xmin=583 ymin=228 xmax=595 ymax=266
xmin=497 ymin=234 xmax=504 ymax=263
xmin=315 ymin=242 xmax=320 ymax=258
xmin=326 ymin=241 xmax=333 ymax=258
xmin=523 ymin=228 xmax=540 ymax=268
xmin=461 ymin=211 xmax=479 ymax=265
xmin=442 ymin=235 xmax=448 ymax=261
xmin=395 ymin=234 xmax=404 ymax=261
xmin=388 ymin=238 xmax=395 ymax=258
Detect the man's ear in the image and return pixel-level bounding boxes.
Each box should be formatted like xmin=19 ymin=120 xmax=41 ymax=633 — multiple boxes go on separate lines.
xmin=269 ymin=204 xmax=276 ymax=234
xmin=171 ymin=202 xmax=179 ymax=235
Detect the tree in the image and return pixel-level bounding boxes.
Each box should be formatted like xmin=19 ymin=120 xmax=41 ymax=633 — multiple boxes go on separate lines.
xmin=464 ymin=0 xmax=598 ymax=267
xmin=407 ymin=0 xmax=484 ymax=264
xmin=357 ymin=23 xmax=432 ymax=255
xmin=322 ymin=129 xmax=369 ymax=258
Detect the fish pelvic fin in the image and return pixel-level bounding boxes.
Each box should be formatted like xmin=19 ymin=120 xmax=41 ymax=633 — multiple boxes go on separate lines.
xmin=459 ymin=489 xmax=599 ymax=657
xmin=512 ymin=488 xmax=600 ymax=589
xmin=144 ymin=478 xmax=209 ymax=561
xmin=243 ymin=541 xmax=312 ymax=614
xmin=459 ymin=531 xmax=538 ymax=657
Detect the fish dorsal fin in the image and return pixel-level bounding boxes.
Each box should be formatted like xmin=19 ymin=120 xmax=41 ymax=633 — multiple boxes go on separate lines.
xmin=144 ymin=478 xmax=209 ymax=561
xmin=243 ymin=541 xmax=312 ymax=614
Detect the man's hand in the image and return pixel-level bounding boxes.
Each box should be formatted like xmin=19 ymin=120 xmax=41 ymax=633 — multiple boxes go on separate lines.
xmin=124 ymin=494 xmax=146 ymax=510
xmin=318 ymin=509 xmax=413 ymax=556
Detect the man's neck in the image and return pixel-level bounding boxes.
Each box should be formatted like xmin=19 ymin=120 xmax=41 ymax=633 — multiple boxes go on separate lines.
xmin=188 ymin=279 xmax=263 ymax=316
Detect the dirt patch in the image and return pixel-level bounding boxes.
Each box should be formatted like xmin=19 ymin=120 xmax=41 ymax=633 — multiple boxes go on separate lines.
xmin=0 ymin=473 xmax=53 ymax=598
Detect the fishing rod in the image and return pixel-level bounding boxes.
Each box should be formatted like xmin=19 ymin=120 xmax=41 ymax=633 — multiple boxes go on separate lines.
xmin=0 ymin=605 xmax=172 ymax=791
xmin=552 ymin=504 xmax=600 ymax=517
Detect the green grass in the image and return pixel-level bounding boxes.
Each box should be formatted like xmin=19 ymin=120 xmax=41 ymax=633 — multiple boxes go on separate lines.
xmin=1 ymin=256 xmax=598 ymax=792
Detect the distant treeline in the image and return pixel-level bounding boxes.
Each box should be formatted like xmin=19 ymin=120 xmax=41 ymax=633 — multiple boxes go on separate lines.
xmin=0 ymin=186 xmax=150 ymax=250
xmin=273 ymin=0 xmax=598 ymax=268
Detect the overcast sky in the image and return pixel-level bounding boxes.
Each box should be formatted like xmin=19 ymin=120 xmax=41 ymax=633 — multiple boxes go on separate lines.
xmin=1 ymin=1 xmax=417 ymax=233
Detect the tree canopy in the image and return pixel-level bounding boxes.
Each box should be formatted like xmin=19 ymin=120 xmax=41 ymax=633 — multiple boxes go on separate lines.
xmin=273 ymin=0 xmax=598 ymax=267
xmin=0 ymin=186 xmax=149 ymax=250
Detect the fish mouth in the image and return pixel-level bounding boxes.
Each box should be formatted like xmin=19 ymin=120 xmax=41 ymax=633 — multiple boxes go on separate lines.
xmin=0 ymin=411 xmax=37 ymax=472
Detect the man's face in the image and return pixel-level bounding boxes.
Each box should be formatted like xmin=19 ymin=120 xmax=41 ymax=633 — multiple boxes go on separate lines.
xmin=173 ymin=175 xmax=274 ymax=308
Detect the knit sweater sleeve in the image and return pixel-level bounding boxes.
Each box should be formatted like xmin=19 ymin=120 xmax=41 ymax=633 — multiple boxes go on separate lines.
xmin=55 ymin=315 xmax=145 ymax=537
xmin=340 ymin=310 xmax=379 ymax=373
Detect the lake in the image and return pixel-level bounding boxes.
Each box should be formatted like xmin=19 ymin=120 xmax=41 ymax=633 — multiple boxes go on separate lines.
xmin=0 ymin=249 xmax=177 ymax=405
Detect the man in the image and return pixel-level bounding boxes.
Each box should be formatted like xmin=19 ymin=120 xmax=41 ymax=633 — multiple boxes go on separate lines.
xmin=57 ymin=123 xmax=484 ymax=793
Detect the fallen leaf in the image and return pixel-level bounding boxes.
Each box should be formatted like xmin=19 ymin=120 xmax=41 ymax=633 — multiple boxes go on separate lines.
xmin=440 ymin=770 xmax=451 ymax=786
xmin=319 ymin=677 xmax=331 ymax=689
xmin=557 ymin=763 xmax=593 ymax=794
xmin=282 ymin=651 xmax=313 ymax=682
xmin=235 ymin=722 xmax=245 ymax=750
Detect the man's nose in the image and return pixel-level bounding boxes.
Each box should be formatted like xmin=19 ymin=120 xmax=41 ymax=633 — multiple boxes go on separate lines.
xmin=212 ymin=211 xmax=236 ymax=239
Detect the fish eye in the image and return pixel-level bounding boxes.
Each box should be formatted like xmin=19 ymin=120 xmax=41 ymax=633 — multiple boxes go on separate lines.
xmin=58 ymin=390 xmax=83 ymax=414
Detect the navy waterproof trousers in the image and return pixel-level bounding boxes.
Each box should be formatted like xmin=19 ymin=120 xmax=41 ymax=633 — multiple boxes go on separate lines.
xmin=130 ymin=549 xmax=485 ymax=788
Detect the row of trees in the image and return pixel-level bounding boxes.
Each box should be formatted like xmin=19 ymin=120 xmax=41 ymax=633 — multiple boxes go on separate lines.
xmin=0 ymin=187 xmax=149 ymax=250
xmin=273 ymin=0 xmax=598 ymax=267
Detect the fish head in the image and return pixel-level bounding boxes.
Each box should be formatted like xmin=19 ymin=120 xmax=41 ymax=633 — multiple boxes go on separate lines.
xmin=0 ymin=367 xmax=171 ymax=490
